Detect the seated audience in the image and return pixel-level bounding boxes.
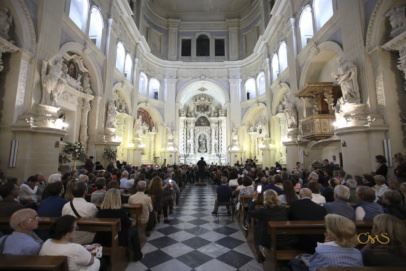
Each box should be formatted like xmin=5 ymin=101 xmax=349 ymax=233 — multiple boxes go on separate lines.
xmin=362 ymin=214 xmax=406 ymax=267
xmin=325 ymin=185 xmax=355 ymax=220
xmin=308 ymin=182 xmax=326 ymax=206
xmin=90 ymin=178 xmax=106 ymax=208
xmin=37 ymin=181 xmax=67 ymax=217
xmin=119 ymin=170 xmax=133 ymax=191
xmin=0 ymin=181 xmax=22 ymax=217
xmin=346 ymin=179 xmax=359 ymax=206
xmin=291 ymin=214 xmax=363 ymax=271
xmin=94 ymin=188 xmax=131 ymax=246
xmin=290 ymin=188 xmax=326 ymax=253
xmin=47 ymin=173 xmax=62 ymax=183
xmin=278 ymin=180 xmax=298 ymax=206
xmin=381 ymin=190 xmax=406 ymax=219
xmin=0 ymin=208 xmax=43 ymax=255
xmin=248 ymin=190 xmax=289 ymax=263
xmin=148 ymin=176 xmax=163 ymax=222
xmin=128 ymin=181 xmax=153 ymax=225
xmin=263 ymin=174 xmax=284 ymax=195
xmin=19 ymin=175 xmax=39 ymax=205
xmin=62 ymin=181 xmax=98 ymax=244
xmin=228 ymin=170 xmax=239 ymax=187
xmin=239 ymin=176 xmax=255 ymax=227
xmin=40 ymin=215 xmax=100 ymax=271
xmin=374 ymin=175 xmax=389 ymax=201
xmin=374 ymin=155 xmax=388 ymax=178
xmin=212 ymin=175 xmax=232 ymax=215
xmin=355 ymin=186 xmax=383 ymax=221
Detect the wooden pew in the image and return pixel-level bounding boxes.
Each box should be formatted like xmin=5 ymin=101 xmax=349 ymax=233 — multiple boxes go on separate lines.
xmin=0 ymin=255 xmax=68 ymax=271
xmin=0 ymin=217 xmax=127 ymax=271
xmin=267 ymin=220 xmax=373 ymax=271
xmin=122 ymin=203 xmax=143 ymax=224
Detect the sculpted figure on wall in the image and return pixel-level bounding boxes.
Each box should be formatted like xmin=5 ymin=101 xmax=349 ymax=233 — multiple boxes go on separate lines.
xmin=0 ymin=8 xmax=12 ymax=41
xmin=198 ymin=134 xmax=207 ymax=153
xmin=41 ymin=57 xmax=66 ymax=105
xmin=82 ymin=73 xmax=93 ymax=95
xmin=105 ymin=101 xmax=117 ymax=128
xmin=282 ymin=96 xmax=298 ymax=129
xmin=333 ymin=59 xmax=361 ymax=104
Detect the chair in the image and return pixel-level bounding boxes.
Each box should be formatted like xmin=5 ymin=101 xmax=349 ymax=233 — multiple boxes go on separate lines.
xmin=214 ymin=199 xmax=234 ymax=222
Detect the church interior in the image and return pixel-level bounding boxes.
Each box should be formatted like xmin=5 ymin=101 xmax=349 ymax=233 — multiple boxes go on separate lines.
xmin=0 ymin=0 xmax=405 ymax=270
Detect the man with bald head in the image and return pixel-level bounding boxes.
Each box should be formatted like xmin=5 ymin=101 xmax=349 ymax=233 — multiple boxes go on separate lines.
xmin=289 ymin=188 xmax=327 ymax=253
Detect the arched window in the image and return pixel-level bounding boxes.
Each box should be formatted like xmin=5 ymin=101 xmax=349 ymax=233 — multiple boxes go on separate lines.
xmin=278 ymin=42 xmax=288 ymax=71
xmin=88 ymin=7 xmax=103 ymax=48
xmin=116 ymin=42 xmax=125 ymax=72
xmin=257 ymin=72 xmax=266 ymax=96
xmin=196 ymin=34 xmax=210 ymax=56
xmin=124 ymin=54 xmax=133 ymax=80
xmin=271 ymin=53 xmax=279 ymax=81
xmin=138 ymin=72 xmax=148 ymax=96
xmin=149 ymin=78 xmax=160 ymax=100
xmin=299 ymin=5 xmax=314 ymax=48
xmin=313 ymin=0 xmax=333 ymax=30
xmin=69 ymin=0 xmax=89 ymax=31
xmin=245 ymin=78 xmax=256 ymax=100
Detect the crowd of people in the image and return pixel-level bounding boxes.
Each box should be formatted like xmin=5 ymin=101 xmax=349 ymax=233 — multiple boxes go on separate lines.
xmin=0 ymin=153 xmax=404 ymax=270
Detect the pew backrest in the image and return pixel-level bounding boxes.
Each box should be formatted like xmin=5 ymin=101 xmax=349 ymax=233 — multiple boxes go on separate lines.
xmin=0 ymin=255 xmax=68 ymax=271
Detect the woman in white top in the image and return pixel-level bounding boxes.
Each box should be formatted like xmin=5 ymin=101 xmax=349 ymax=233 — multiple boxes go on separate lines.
xmin=40 ymin=215 xmax=100 ymax=271
xmin=19 ymin=175 xmax=39 ymax=204
xmin=308 ymin=181 xmax=326 ymax=206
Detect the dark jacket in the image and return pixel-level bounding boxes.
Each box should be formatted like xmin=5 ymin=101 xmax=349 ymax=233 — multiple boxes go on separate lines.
xmin=94 ymin=208 xmax=131 ymax=246
xmin=216 ymin=184 xmax=232 ymax=203
xmin=248 ymin=201 xmax=292 ymax=249
xmin=289 ymin=198 xmax=327 ymax=253
xmin=363 ymin=245 xmax=406 ymax=267
xmin=325 ymin=199 xmax=355 ymax=220
xmin=37 ymin=196 xmax=67 ymax=217
xmin=375 ymin=164 xmax=388 ymax=178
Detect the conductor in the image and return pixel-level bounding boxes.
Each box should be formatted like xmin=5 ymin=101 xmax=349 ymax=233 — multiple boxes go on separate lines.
xmin=196 ymin=157 xmax=207 ymax=183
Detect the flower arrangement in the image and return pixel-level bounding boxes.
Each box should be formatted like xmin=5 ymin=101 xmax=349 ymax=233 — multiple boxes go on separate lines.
xmin=62 ymin=142 xmax=86 ymax=162
xmin=103 ymin=147 xmax=117 ymax=161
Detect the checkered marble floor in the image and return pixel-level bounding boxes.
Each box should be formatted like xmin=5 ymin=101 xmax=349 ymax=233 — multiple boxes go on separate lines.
xmin=126 ymin=184 xmax=263 ymax=271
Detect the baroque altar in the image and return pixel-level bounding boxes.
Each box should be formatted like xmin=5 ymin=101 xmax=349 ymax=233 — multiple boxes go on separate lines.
xmin=178 ymin=94 xmax=227 ymax=164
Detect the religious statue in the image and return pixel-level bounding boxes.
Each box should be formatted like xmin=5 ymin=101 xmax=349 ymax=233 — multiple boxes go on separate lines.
xmin=105 ymin=101 xmax=117 ymax=128
xmin=198 ymin=134 xmax=207 ymax=153
xmin=333 ymin=59 xmax=361 ymax=104
xmin=82 ymin=73 xmax=93 ymax=95
xmin=282 ymin=96 xmax=298 ymax=129
xmin=41 ymin=57 xmax=65 ymax=105
xmin=68 ymin=62 xmax=77 ymax=79
xmin=0 ymin=8 xmax=12 ymax=41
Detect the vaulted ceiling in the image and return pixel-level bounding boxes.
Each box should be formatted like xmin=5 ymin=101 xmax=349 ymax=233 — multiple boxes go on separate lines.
xmin=147 ymin=0 xmax=253 ymax=21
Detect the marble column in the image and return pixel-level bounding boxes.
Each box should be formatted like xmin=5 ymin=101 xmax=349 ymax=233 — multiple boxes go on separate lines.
xmin=167 ymin=19 xmax=180 ymax=60
xmin=79 ymin=99 xmax=91 ymax=148
xmin=226 ymin=19 xmax=239 ymax=61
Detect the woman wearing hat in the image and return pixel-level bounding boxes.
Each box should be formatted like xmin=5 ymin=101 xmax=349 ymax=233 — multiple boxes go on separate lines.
xmin=0 ymin=208 xmax=43 ymax=255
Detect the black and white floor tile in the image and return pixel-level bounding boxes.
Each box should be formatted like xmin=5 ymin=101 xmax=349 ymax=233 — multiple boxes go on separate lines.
xmin=126 ymin=185 xmax=263 ymax=271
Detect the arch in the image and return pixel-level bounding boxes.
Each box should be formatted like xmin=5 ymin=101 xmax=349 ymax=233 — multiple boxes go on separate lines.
xmin=124 ymin=54 xmax=133 ymax=80
xmin=271 ymin=53 xmax=279 ymax=81
xmin=112 ymin=82 xmax=132 ymax=115
xmin=271 ymin=82 xmax=290 ymax=115
xmin=241 ymin=102 xmax=269 ymax=125
xmin=68 ymin=0 xmax=89 ymax=31
xmin=149 ymin=78 xmax=160 ymax=99
xmin=88 ymin=6 xmax=104 ymax=48
xmin=244 ymin=78 xmax=256 ymax=100
xmin=59 ymin=42 xmax=103 ymax=96
xmin=196 ymin=34 xmax=210 ymax=56
xmin=136 ymin=102 xmax=164 ymax=125
xmin=366 ymin=0 xmax=400 ymax=51
xmin=8 ymin=0 xmax=37 ymax=53
xmin=299 ymin=41 xmax=343 ymax=88
xmin=138 ymin=72 xmax=148 ymax=97
xmin=257 ymin=72 xmax=266 ymax=97
xmin=313 ymin=0 xmax=333 ymax=30
xmin=177 ymin=80 xmax=228 ymax=106
xmin=299 ymin=5 xmax=314 ymax=48
xmin=116 ymin=42 xmax=125 ymax=72
xmin=278 ymin=42 xmax=288 ymax=71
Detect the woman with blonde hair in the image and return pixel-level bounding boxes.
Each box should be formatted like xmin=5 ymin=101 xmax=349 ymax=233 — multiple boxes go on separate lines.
xmin=248 ymin=189 xmax=289 ymax=262
xmin=362 ymin=214 xmax=406 ymax=266
xmin=291 ymin=214 xmax=363 ymax=271
xmin=94 ymin=188 xmax=131 ymax=246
